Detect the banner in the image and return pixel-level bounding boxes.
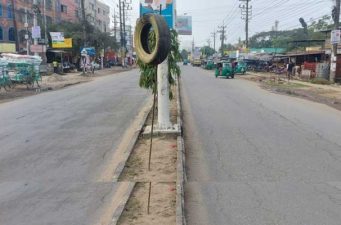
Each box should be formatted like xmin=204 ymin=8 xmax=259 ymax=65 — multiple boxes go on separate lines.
xmin=30 ymin=45 xmax=46 ymax=53
xmin=52 ymin=38 xmax=72 ymax=48
xmin=176 ymin=16 xmax=192 ymax=35
xmin=50 ymin=32 xmax=64 ymax=44
xmin=331 ymin=30 xmax=341 ymax=44
xmin=140 ymin=0 xmax=175 ymax=28
xmin=0 ymin=43 xmax=15 ymax=53
xmin=32 ymin=26 xmax=41 ymax=39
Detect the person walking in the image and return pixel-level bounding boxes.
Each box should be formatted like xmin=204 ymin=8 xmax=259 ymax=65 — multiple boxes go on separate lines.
xmin=287 ymin=61 xmax=294 ymax=81
xmin=53 ymin=60 xmax=58 ymax=74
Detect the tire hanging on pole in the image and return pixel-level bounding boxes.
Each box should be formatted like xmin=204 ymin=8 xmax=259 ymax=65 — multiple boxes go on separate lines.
xmin=134 ymin=14 xmax=171 ymax=65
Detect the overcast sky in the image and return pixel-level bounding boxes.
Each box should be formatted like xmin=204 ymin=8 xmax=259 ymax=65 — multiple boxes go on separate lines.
xmin=104 ymin=0 xmax=332 ymax=50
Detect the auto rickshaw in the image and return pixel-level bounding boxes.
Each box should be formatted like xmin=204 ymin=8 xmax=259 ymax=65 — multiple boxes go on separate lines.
xmin=183 ymin=59 xmax=188 ymax=65
xmin=235 ymin=61 xmax=247 ymax=74
xmin=215 ymin=61 xmax=234 ymax=79
xmin=205 ymin=60 xmax=215 ymax=70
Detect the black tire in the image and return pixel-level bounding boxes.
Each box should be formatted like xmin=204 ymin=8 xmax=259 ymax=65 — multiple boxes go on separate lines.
xmin=134 ymin=14 xmax=171 ymax=65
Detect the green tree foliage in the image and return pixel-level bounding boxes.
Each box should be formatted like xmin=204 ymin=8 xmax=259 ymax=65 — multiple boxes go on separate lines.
xmin=219 ymin=44 xmax=236 ymax=52
xmin=181 ymin=49 xmax=189 ymax=60
xmin=48 ymin=21 xmax=118 ymax=57
xmin=247 ymin=15 xmax=332 ymax=51
xmin=137 ymin=30 xmax=181 ymax=99
xmin=201 ymin=46 xmax=215 ymax=56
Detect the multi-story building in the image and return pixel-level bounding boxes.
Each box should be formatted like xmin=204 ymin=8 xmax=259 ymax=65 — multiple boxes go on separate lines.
xmin=96 ymin=1 xmax=109 ymax=32
xmin=84 ymin=0 xmax=109 ymax=33
xmin=0 ymin=0 xmax=110 ymax=53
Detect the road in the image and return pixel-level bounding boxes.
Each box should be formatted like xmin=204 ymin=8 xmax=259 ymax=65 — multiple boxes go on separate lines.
xmin=0 ymin=70 xmax=149 ymax=225
xmin=181 ymin=66 xmax=341 ymax=225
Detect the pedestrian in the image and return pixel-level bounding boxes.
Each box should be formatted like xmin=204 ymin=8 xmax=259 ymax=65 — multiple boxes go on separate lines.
xmin=287 ymin=61 xmax=294 ymax=81
xmin=53 ymin=60 xmax=58 ymax=74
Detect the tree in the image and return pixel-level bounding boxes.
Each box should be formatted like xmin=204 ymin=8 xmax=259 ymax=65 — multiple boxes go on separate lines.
xmin=201 ymin=46 xmax=215 ymax=56
xmin=48 ymin=21 xmax=118 ymax=57
xmin=180 ymin=49 xmax=189 ymax=60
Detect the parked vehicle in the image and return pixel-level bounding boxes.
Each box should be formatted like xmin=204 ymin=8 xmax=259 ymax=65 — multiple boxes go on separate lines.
xmin=235 ymin=61 xmax=247 ymax=74
xmin=205 ymin=60 xmax=215 ymax=70
xmin=215 ymin=61 xmax=234 ymax=79
xmin=2 ymin=54 xmax=42 ymax=89
xmin=183 ymin=59 xmax=189 ymax=65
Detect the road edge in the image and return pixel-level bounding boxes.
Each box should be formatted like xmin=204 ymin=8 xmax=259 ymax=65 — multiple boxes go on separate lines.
xmin=176 ymin=76 xmax=187 ymax=225
xmin=110 ymin=182 xmax=136 ymax=225
xmin=112 ymin=97 xmax=153 ymax=181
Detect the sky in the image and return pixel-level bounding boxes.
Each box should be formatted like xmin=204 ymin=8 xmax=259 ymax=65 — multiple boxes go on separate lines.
xmin=103 ymin=0 xmax=333 ymax=50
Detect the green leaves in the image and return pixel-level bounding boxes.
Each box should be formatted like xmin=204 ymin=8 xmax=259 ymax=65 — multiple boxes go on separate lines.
xmin=138 ymin=29 xmax=181 ymax=100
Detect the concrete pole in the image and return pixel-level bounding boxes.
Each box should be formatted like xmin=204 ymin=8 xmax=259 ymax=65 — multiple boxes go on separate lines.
xmin=33 ymin=0 xmax=38 ymax=56
xmin=330 ymin=0 xmax=341 ymax=82
xmin=157 ymin=58 xmax=171 ymax=129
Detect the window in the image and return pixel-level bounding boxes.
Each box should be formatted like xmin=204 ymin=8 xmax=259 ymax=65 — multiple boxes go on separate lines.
xmin=7 ymin=3 xmax=12 ymax=18
xmin=61 ymin=4 xmax=67 ymax=13
xmin=103 ymin=10 xmax=105 ymax=15
xmin=75 ymin=10 xmax=78 ymax=18
xmin=98 ymin=8 xmax=100 ymax=14
xmin=46 ymin=0 xmax=52 ymax=10
xmin=0 ymin=27 xmax=3 ymax=40
xmin=0 ymin=4 xmax=2 ymax=17
xmin=8 ymin=27 xmax=15 ymax=41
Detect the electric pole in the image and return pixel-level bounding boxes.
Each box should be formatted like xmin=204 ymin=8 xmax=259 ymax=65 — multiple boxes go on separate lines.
xmin=80 ymin=0 xmax=86 ymax=47
xmin=207 ymin=38 xmax=211 ymax=48
xmin=32 ymin=0 xmax=39 ymax=56
xmin=239 ymin=0 xmax=252 ymax=48
xmin=211 ymin=30 xmax=216 ymax=52
xmin=330 ymin=0 xmax=340 ymax=82
xmin=218 ymin=23 xmax=227 ymax=55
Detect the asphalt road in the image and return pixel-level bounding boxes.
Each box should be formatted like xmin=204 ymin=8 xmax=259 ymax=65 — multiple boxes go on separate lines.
xmin=181 ymin=66 xmax=341 ymax=225
xmin=0 ymin=70 xmax=149 ymax=225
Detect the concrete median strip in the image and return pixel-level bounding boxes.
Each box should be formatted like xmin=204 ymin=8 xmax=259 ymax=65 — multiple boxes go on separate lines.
xmin=112 ymin=77 xmax=187 ymax=225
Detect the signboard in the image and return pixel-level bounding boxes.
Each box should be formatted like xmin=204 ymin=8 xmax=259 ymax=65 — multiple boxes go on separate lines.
xmin=176 ymin=16 xmax=192 ymax=35
xmin=32 ymin=26 xmax=41 ymax=39
xmin=0 ymin=43 xmax=15 ymax=53
xmin=52 ymin=38 xmax=73 ymax=48
xmin=331 ymin=30 xmax=341 ymax=44
xmin=30 ymin=45 xmax=46 ymax=53
xmin=50 ymin=32 xmax=65 ymax=44
xmin=140 ymin=0 xmax=175 ymax=28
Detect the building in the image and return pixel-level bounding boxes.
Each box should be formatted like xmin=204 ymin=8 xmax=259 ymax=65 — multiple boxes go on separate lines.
xmin=84 ymin=0 xmax=109 ymax=32
xmin=96 ymin=1 xmax=109 ymax=32
xmin=0 ymin=0 xmax=110 ymax=53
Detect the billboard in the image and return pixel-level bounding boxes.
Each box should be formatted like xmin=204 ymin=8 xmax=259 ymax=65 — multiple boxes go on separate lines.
xmin=50 ymin=32 xmax=64 ymax=44
xmin=0 ymin=43 xmax=15 ymax=53
xmin=176 ymin=16 xmax=192 ymax=35
xmin=52 ymin=38 xmax=73 ymax=49
xmin=140 ymin=0 xmax=175 ymax=28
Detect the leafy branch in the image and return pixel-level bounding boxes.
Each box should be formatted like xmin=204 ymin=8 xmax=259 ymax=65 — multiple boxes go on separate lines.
xmin=137 ymin=30 xmax=181 ymax=99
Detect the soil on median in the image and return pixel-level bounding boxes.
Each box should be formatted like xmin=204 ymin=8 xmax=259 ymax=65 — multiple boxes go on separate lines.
xmin=118 ymin=85 xmax=178 ymax=225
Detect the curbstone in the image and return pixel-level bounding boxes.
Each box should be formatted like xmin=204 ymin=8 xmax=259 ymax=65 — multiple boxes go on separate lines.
xmin=176 ymin=76 xmax=187 ymax=225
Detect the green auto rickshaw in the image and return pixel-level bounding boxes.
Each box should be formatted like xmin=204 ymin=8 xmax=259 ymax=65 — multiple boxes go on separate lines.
xmin=215 ymin=61 xmax=234 ymax=79
xmin=234 ymin=61 xmax=247 ymax=74
xmin=205 ymin=60 xmax=215 ymax=70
